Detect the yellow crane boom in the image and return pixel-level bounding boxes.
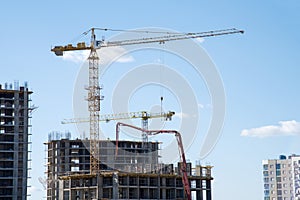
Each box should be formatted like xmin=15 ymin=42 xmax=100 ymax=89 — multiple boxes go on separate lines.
xmin=62 ymin=111 xmax=175 ymax=149
xmin=61 ymin=111 xmax=175 ymax=124
xmin=51 ymin=28 xmax=244 ymax=56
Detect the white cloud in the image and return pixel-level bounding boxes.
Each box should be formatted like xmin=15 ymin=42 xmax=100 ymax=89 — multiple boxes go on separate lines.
xmin=63 ymin=51 xmax=89 ymax=63
xmin=100 ymin=47 xmax=134 ymax=64
xmin=175 ymin=112 xmax=190 ymax=119
xmin=175 ymin=112 xmax=197 ymax=119
xmin=241 ymin=120 xmax=300 ymax=138
xmin=62 ymin=46 xmax=134 ymax=64
xmin=195 ymin=37 xmax=205 ymax=43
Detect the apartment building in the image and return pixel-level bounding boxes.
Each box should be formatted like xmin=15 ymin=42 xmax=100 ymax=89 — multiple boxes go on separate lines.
xmin=0 ymin=83 xmax=32 ymax=200
xmin=263 ymin=154 xmax=300 ymax=200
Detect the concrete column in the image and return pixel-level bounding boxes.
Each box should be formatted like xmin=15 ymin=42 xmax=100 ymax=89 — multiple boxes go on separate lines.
xmin=12 ymin=91 xmax=19 ymax=200
xmin=161 ymin=177 xmax=166 ymax=199
xmin=98 ymin=175 xmax=103 ymax=199
xmin=22 ymin=90 xmax=28 ymax=200
xmin=196 ymin=180 xmax=203 ymax=200
xmin=58 ymin=179 xmax=64 ymax=200
xmin=113 ymin=172 xmax=119 ymax=199
xmin=206 ymin=180 xmax=212 ymax=200
xmin=157 ymin=176 xmax=160 ymax=199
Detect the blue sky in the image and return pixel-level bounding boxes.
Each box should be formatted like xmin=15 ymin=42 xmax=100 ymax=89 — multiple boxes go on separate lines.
xmin=1 ymin=1 xmax=300 ymax=199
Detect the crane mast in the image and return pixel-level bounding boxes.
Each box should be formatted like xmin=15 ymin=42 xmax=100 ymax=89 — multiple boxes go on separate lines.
xmin=87 ymin=28 xmax=101 ymax=174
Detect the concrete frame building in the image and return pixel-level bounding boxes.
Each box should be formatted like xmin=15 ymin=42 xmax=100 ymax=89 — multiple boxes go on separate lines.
xmin=263 ymin=154 xmax=300 ymax=200
xmin=0 ymin=83 xmax=32 ymax=200
xmin=45 ymin=135 xmax=213 ymax=200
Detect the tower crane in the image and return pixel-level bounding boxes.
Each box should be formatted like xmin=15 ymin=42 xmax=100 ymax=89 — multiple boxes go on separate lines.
xmin=116 ymin=122 xmax=192 ymax=200
xmin=61 ymin=110 xmax=175 ymax=148
xmin=51 ymin=27 xmax=243 ymax=174
xmin=61 ymin=110 xmax=175 ymax=124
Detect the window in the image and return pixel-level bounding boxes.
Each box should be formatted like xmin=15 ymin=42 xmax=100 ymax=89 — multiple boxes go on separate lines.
xmin=71 ymin=144 xmax=80 ymax=148
xmin=282 ymin=164 xmax=286 ymax=168
xmin=264 ymin=171 xmax=269 ymax=176
xmin=264 ymin=178 xmax=269 ymax=183
xmin=270 ymin=171 xmax=274 ymax=175
xmin=283 ymin=177 xmax=287 ymax=181
xmin=276 ymin=170 xmax=281 ymax=176
xmin=282 ymin=170 xmax=286 ymax=174
xmin=276 ymin=177 xmax=281 ymax=182
xmin=277 ymin=190 xmax=282 ymax=195
xmin=264 ymin=164 xmax=268 ymax=170
xmin=71 ymin=166 xmax=79 ymax=172
xmin=264 ymin=190 xmax=270 ymax=195
xmin=271 ymin=190 xmax=275 ymax=194
xmin=283 ymin=183 xmax=287 ymax=188
xmin=264 ymin=184 xmax=269 ymax=189
xmin=276 ymin=164 xmax=281 ymax=169
xmin=271 ymin=184 xmax=274 ymax=188
xmin=277 ymin=184 xmax=282 ymax=189
xmin=71 ymin=158 xmax=79 ymax=164
xmin=270 ymin=177 xmax=274 ymax=181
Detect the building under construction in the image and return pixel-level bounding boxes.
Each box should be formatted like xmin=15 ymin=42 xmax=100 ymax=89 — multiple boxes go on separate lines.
xmin=0 ymin=83 xmax=32 ymax=200
xmin=46 ymin=27 xmax=238 ymax=200
xmin=47 ymin=26 xmax=245 ymax=200
xmin=45 ymin=133 xmax=213 ymax=200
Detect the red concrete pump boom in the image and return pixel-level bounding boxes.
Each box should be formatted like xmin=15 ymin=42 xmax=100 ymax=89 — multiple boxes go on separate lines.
xmin=115 ymin=122 xmax=191 ymax=200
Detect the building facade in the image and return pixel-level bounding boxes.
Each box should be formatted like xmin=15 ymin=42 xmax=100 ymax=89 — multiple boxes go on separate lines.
xmin=0 ymin=83 xmax=32 ymax=200
xmin=263 ymin=154 xmax=300 ymax=200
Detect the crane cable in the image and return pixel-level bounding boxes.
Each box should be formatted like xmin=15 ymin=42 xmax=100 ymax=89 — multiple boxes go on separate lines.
xmin=159 ymin=42 xmax=166 ymax=116
xmin=92 ymin=27 xmax=238 ymax=35
xmin=83 ymin=28 xmax=241 ymax=46
xmin=94 ymin=27 xmax=183 ymax=35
